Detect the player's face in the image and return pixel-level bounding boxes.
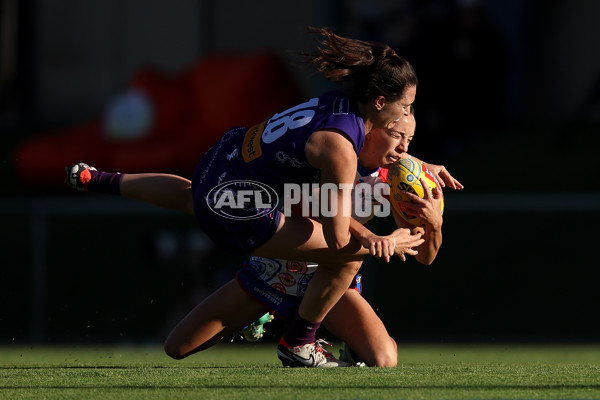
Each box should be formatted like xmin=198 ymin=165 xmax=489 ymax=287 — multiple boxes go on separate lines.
xmin=360 ymin=114 xmax=415 ymax=169
xmin=370 ymin=85 xmax=416 ymax=130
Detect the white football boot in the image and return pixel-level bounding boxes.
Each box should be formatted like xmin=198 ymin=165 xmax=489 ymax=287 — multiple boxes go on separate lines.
xmin=277 ymin=338 xmax=350 ymax=368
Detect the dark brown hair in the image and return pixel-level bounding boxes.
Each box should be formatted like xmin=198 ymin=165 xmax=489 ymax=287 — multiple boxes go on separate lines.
xmin=306 ymin=27 xmax=418 ymax=104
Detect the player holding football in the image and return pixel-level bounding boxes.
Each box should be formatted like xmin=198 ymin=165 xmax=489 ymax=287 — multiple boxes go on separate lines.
xmin=65 ymin=27 xmax=463 ymax=367
xmin=161 ymin=111 xmax=451 ymax=368
xmin=67 ymin=112 xmax=460 ymax=367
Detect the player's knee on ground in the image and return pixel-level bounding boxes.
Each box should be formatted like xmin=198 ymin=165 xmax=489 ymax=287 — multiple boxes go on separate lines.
xmin=371 ymin=350 xmax=397 ymax=367
xmin=368 ymin=337 xmax=398 ymax=367
xmin=163 ymin=338 xmax=187 ymax=360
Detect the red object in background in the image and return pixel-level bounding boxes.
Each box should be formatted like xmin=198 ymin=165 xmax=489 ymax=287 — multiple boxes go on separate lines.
xmin=13 ymin=52 xmax=304 ymax=188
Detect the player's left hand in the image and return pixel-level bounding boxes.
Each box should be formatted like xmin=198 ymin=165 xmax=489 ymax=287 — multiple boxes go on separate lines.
xmin=422 ymin=162 xmax=464 ymax=190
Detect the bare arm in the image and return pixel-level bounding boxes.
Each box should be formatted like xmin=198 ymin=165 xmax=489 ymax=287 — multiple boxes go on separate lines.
xmin=298 ymin=174 xmax=418 ymax=262
xmin=348 ymin=218 xmax=394 ymax=261
xmin=392 ymin=178 xmax=443 ymax=265
xmin=305 ymin=130 xmax=359 ymax=253
xmin=348 ymin=217 xmax=424 ymax=263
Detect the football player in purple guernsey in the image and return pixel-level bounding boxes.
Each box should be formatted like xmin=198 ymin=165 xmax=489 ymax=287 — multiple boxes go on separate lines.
xmin=66 ymin=28 xmax=462 ymax=367
xmin=161 ymin=112 xmax=454 ymax=368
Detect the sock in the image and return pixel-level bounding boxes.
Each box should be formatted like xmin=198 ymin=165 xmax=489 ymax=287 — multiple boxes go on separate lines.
xmin=86 ymin=170 xmax=123 ymax=195
xmin=283 ymin=313 xmax=321 ymax=347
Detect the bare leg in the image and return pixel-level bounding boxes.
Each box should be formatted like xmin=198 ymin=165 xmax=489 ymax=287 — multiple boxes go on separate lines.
xmin=254 ymin=214 xmax=363 ymax=324
xmin=324 ymin=289 xmax=397 ymax=367
xmin=120 ymin=173 xmax=194 ymax=214
xmin=164 ymin=279 xmax=267 ymax=359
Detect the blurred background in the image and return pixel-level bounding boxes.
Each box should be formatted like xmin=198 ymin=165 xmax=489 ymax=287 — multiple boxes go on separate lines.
xmin=1 ymin=0 xmax=599 ymax=345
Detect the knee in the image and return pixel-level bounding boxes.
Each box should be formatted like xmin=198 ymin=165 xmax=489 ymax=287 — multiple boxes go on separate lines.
xmin=372 ymin=351 xmax=397 ymax=368
xmin=344 ymin=259 xmax=363 ymax=275
xmin=336 ymin=258 xmax=363 ymax=275
xmin=164 ymin=337 xmax=186 ymax=360
xmin=371 ymin=338 xmax=398 ymax=367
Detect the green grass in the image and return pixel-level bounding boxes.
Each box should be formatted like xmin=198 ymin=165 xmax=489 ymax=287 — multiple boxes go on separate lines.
xmin=1 ymin=343 xmax=600 ymax=399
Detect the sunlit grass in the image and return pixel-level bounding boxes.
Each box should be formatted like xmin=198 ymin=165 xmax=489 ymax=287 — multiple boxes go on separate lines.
xmin=1 ymin=343 xmax=600 ymax=399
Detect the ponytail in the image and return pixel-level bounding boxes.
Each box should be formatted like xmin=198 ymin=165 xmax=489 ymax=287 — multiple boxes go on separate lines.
xmin=305 ymin=27 xmax=418 ymax=103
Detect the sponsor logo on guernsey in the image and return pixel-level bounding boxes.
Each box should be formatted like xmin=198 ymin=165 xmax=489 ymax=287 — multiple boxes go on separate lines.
xmin=242 ymin=121 xmax=265 ymax=162
xmin=206 ymin=180 xmax=279 ymax=220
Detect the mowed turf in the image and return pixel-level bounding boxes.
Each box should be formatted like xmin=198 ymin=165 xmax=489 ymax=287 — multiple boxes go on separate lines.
xmin=1 ymin=343 xmax=600 ymax=399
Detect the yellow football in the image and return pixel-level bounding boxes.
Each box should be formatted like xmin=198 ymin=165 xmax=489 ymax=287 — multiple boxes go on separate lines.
xmin=387 ymin=158 xmax=444 ymax=226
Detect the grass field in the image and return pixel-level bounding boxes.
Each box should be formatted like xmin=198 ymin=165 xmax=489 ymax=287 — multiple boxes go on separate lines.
xmin=1 ymin=343 xmax=600 ymax=399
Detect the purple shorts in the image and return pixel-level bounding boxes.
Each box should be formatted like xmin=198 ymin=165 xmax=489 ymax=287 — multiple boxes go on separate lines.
xmin=191 ymin=127 xmax=281 ymax=255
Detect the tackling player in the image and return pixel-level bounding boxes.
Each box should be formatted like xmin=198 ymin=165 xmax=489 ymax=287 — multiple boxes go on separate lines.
xmin=65 ymin=28 xmax=462 ymax=367
xmin=162 ymin=112 xmax=449 ymax=367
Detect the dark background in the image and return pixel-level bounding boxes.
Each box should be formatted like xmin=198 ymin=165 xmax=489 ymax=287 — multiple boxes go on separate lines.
xmin=1 ymin=0 xmax=599 ymax=345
